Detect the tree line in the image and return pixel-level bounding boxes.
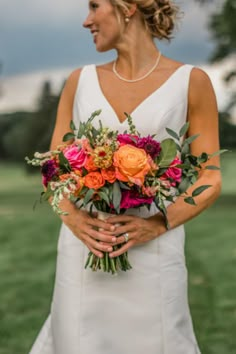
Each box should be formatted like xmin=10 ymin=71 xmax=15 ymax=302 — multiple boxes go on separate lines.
xmin=0 ymin=0 xmax=235 ymax=167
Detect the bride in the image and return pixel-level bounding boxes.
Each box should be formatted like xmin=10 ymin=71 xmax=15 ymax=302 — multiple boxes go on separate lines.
xmin=29 ymin=1 xmax=221 ymax=353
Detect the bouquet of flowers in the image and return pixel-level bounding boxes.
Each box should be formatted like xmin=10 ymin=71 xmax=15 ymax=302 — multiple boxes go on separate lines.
xmin=26 ymin=110 xmax=222 ymax=274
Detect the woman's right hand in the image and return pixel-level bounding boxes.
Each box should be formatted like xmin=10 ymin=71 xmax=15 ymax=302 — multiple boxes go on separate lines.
xmin=59 ymin=199 xmax=117 ymax=258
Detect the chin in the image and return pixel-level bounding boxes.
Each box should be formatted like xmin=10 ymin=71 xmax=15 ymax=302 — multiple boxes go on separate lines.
xmin=95 ymin=44 xmax=114 ymax=53
xmin=94 ymin=39 xmax=115 ymax=53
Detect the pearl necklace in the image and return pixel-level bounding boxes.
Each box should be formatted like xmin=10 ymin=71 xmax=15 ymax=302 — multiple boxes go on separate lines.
xmin=112 ymin=51 xmax=162 ymax=83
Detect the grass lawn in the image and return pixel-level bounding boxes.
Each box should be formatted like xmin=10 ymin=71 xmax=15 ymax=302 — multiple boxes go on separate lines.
xmin=0 ymin=154 xmax=235 ymax=354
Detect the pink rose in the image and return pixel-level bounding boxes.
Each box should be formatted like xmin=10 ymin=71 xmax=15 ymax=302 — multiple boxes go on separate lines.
xmin=162 ymin=157 xmax=182 ymax=186
xmin=64 ymin=145 xmax=87 ymax=170
xmin=117 ymin=134 xmax=138 ymax=146
xmin=120 ymin=190 xmax=154 ymax=209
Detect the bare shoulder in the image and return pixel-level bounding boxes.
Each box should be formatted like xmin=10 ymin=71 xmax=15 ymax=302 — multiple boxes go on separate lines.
xmin=161 ymin=56 xmax=184 ymax=71
xmin=63 ymin=68 xmax=83 ymax=96
xmin=189 ymin=67 xmax=216 ymax=104
xmin=190 ymin=67 xmax=214 ymax=91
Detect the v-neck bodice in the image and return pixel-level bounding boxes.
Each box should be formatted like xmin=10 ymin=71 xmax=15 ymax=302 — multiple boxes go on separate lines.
xmin=73 ymin=63 xmax=194 ymax=140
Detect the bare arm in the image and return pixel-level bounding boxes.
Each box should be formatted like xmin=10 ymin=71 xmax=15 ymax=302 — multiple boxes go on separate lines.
xmin=50 ymin=68 xmax=116 ymax=257
xmin=107 ymin=68 xmax=222 ymax=257
xmin=156 ymin=67 xmax=222 ymax=229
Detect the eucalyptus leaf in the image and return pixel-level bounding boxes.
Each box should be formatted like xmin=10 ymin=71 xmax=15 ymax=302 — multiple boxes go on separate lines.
xmin=179 ymin=122 xmax=190 ymax=138
xmin=197 ymin=152 xmax=209 ymax=164
xmin=63 ymin=132 xmax=75 ymax=142
xmin=84 ymin=188 xmax=94 ymax=206
xmin=184 ymin=197 xmax=196 ymax=206
xmin=70 ymin=120 xmax=76 ymax=131
xmin=210 ymin=149 xmax=228 ymax=158
xmin=119 ymin=182 xmax=131 ymax=190
xmin=98 ymin=191 xmax=110 ymax=206
xmin=178 ymin=178 xmax=191 ymax=194
xmin=59 ymin=152 xmax=71 ymax=171
xmin=41 ymin=189 xmax=53 ymax=201
xmin=176 ymin=143 xmax=182 ymax=152
xmin=181 ymin=143 xmax=190 ymax=160
xmin=112 ymin=181 xmax=122 ymax=212
xmin=183 ymin=134 xmax=200 ymax=145
xmin=158 ymin=138 xmax=177 ymax=167
xmin=166 ymin=128 xmax=179 ymax=140
xmin=192 ymin=185 xmax=211 ymax=197
xmin=205 ymin=165 xmax=220 ymax=170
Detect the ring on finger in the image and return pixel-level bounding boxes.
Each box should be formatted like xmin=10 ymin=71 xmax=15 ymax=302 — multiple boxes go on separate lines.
xmin=123 ymin=232 xmax=129 ymax=243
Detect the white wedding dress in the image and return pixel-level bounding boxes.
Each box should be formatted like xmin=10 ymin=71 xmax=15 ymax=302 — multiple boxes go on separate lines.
xmin=29 ymin=64 xmax=201 ymax=354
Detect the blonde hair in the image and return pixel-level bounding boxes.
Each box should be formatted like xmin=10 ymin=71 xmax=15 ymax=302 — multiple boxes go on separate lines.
xmin=110 ymin=0 xmax=179 ymax=40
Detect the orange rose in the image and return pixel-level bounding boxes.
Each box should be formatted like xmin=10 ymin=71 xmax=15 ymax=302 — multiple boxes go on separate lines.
xmin=59 ymin=173 xmax=71 ymax=182
xmin=113 ymin=144 xmax=151 ymax=186
xmin=84 ymin=172 xmax=105 ymax=189
xmin=101 ymin=167 xmax=117 ymax=183
xmin=84 ymin=155 xmax=98 ymax=171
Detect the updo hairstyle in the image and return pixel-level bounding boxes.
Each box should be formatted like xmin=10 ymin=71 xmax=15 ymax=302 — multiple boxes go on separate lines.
xmin=111 ymin=0 xmax=179 ymax=40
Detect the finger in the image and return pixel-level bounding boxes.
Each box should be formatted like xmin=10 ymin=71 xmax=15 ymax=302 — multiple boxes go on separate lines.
xmin=115 ymin=233 xmax=132 ymax=245
xmin=87 ymin=236 xmax=114 ymax=253
xmin=109 ymin=241 xmax=133 ymax=258
xmin=111 ymin=225 xmax=134 ymax=237
xmin=88 ymin=228 xmax=117 ymax=243
xmin=89 ymin=217 xmax=116 ymax=232
xmin=85 ymin=243 xmax=104 ymax=258
xmin=106 ymin=215 xmax=135 ymax=224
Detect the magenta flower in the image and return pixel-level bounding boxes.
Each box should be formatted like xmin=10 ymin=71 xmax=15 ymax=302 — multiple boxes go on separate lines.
xmin=117 ymin=134 xmax=138 ymax=146
xmin=161 ymin=157 xmax=182 ymax=186
xmin=64 ymin=145 xmax=87 ymax=170
xmin=137 ymin=136 xmax=161 ymax=158
xmin=41 ymin=160 xmax=58 ymax=186
xmin=120 ymin=190 xmax=154 ymax=209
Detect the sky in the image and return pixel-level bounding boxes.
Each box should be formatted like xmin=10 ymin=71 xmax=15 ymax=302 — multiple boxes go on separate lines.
xmin=0 ymin=0 xmax=221 ymax=77
xmin=1 ymin=0 xmax=233 ymax=117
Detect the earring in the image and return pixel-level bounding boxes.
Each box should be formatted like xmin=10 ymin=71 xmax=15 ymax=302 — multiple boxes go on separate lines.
xmin=125 ymin=16 xmax=130 ymax=23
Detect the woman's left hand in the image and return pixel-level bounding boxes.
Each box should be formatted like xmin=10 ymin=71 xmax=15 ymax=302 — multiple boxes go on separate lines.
xmin=105 ymin=214 xmax=166 ymax=258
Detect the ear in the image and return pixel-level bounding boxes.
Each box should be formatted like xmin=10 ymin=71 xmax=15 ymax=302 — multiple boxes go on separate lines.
xmin=125 ymin=3 xmax=137 ymax=17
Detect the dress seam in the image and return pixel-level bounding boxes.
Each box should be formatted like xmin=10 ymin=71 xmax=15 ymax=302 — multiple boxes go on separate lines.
xmin=157 ymin=238 xmax=167 ymax=354
xmin=78 ymin=245 xmax=86 ymax=353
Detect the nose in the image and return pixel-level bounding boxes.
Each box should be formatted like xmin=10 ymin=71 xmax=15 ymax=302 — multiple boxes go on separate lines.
xmin=83 ymin=13 xmax=93 ymax=28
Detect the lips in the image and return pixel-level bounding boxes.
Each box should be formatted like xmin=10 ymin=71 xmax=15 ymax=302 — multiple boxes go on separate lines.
xmin=91 ymin=30 xmax=99 ymax=39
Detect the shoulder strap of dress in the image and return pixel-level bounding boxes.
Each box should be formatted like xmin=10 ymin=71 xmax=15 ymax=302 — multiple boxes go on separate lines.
xmin=178 ymin=64 xmax=195 ymax=97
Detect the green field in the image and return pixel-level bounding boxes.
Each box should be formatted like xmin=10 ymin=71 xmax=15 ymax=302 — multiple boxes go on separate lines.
xmin=0 ymin=154 xmax=235 ymax=354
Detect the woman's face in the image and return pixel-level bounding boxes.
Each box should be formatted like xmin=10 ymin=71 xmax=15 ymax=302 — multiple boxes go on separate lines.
xmin=83 ymin=0 xmax=123 ymax=52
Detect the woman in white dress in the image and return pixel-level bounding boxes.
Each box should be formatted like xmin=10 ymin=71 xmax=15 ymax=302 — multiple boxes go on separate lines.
xmin=29 ymin=1 xmax=221 ymax=353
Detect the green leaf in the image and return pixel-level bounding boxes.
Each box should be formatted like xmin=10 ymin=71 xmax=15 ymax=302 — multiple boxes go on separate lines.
xmin=192 ymin=185 xmax=212 ymax=197
xmin=188 ymin=155 xmax=198 ymax=166
xmin=63 ymin=132 xmax=75 ymax=142
xmin=183 ymin=134 xmax=200 ymax=145
xmin=98 ymin=191 xmax=110 ymax=206
xmin=70 ymin=120 xmax=76 ymax=131
xmin=119 ymin=181 xmax=131 ymax=190
xmin=158 ymin=138 xmax=177 ymax=167
xmin=83 ymin=188 xmax=94 ymax=206
xmin=184 ymin=197 xmax=196 ymax=206
xmin=175 ymin=163 xmax=191 ymax=169
xmin=166 ymin=128 xmax=179 ymax=140
xmin=41 ymin=189 xmax=53 ymax=202
xmin=210 ymin=149 xmax=228 ymax=158
xmin=178 ymin=178 xmax=191 ymax=194
xmin=58 ymin=152 xmax=71 ymax=171
xmin=197 ymin=152 xmax=209 ymax=164
xmin=176 ymin=143 xmax=182 ymax=152
xmin=179 ymin=122 xmax=190 ymax=138
xmin=112 ymin=182 xmax=122 ymax=212
xmin=205 ymin=165 xmax=220 ymax=170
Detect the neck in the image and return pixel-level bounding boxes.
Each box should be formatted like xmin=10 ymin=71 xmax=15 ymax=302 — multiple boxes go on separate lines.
xmin=114 ymin=19 xmax=160 ymax=80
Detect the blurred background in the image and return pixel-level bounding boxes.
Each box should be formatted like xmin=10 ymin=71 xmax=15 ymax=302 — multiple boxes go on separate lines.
xmin=0 ymin=0 xmax=235 ymax=353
